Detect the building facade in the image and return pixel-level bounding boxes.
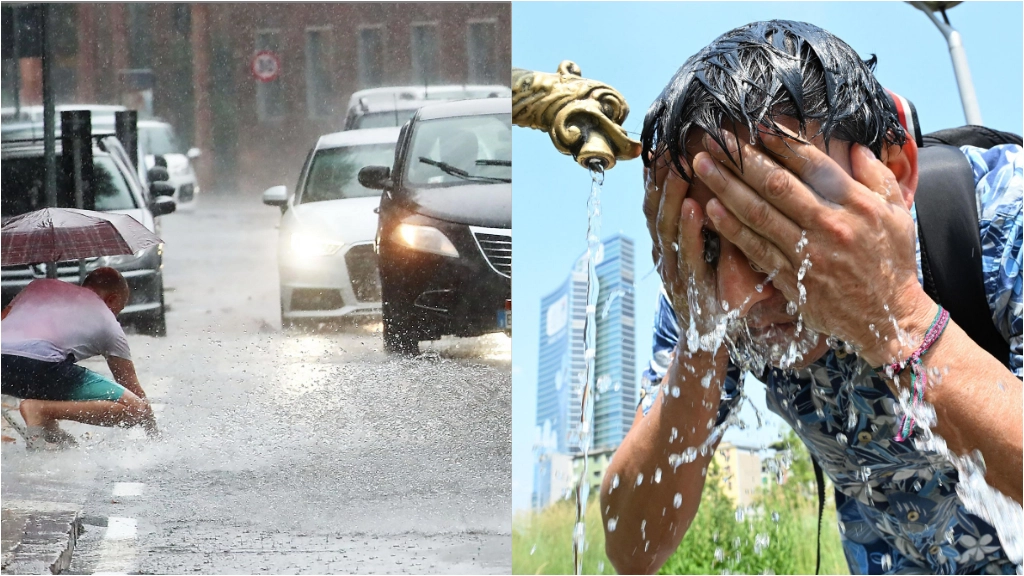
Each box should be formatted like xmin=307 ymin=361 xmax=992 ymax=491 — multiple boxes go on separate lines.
xmin=1 ymin=3 xmax=511 ymax=192
xmin=533 ymin=234 xmax=636 ymax=508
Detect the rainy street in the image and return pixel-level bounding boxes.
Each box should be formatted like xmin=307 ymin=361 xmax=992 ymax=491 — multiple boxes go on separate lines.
xmin=1 ymin=193 xmax=512 ymax=574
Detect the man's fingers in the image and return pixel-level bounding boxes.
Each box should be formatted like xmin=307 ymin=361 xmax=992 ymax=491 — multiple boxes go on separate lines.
xmin=679 ymin=198 xmax=709 ymax=284
xmin=757 ymin=128 xmax=856 ymax=206
xmin=706 ymin=197 xmax=797 ymax=298
xmin=693 ymin=151 xmax=803 ymax=264
xmin=850 ymin=143 xmax=902 ymax=204
xmin=655 ymin=164 xmax=691 ymax=281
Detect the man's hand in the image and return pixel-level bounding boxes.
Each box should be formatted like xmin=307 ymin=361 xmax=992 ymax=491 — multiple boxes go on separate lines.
xmin=693 ymin=129 xmax=934 ymax=366
xmin=643 ymin=152 xmax=727 ymax=342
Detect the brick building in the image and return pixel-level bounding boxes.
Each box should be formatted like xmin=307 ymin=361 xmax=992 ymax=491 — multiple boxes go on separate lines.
xmin=2 ymin=3 xmax=511 ymax=192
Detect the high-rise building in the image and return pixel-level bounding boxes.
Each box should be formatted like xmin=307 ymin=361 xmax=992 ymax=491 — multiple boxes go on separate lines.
xmin=533 ymin=234 xmax=636 ymax=508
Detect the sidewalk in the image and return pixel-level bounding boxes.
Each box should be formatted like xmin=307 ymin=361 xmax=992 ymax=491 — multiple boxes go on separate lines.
xmin=1 ymin=502 xmax=82 ymax=574
xmin=1 ymin=398 xmax=84 ymax=575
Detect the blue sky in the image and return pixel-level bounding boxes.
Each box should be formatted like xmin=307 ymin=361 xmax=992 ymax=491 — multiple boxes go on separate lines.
xmin=511 ymin=1 xmax=1023 ymax=512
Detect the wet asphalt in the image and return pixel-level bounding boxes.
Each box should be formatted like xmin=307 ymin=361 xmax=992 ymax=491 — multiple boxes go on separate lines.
xmin=0 ymin=193 xmax=511 ymax=574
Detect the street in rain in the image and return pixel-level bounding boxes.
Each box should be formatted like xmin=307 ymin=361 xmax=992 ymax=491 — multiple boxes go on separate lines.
xmin=1 ymin=4 xmax=512 ymax=574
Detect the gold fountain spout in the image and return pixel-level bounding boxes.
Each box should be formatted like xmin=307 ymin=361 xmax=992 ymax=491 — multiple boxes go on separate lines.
xmin=512 ymin=61 xmax=641 ymax=170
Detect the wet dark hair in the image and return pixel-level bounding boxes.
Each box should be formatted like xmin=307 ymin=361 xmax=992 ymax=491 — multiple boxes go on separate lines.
xmin=641 ymin=20 xmax=906 ymax=179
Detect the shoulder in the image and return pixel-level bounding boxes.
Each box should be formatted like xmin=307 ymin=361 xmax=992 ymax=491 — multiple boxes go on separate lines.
xmin=959 ymin=144 xmax=1023 ymax=212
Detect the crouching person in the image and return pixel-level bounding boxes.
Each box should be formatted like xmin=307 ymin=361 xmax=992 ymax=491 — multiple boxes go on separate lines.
xmin=1 ymin=267 xmax=157 ymax=449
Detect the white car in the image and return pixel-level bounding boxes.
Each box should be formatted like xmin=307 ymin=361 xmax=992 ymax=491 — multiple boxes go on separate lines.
xmin=136 ymin=120 xmax=202 ymax=210
xmin=262 ymin=127 xmax=400 ymax=327
xmin=345 ymin=84 xmax=512 ymax=114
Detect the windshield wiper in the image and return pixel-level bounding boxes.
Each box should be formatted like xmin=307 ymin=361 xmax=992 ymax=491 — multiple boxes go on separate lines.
xmin=476 ymin=159 xmax=511 ymax=166
xmin=418 ymin=157 xmax=511 ymax=183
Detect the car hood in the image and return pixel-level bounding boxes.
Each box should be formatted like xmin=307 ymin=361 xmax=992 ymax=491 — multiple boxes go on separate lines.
xmin=403 ymin=182 xmax=511 ymax=228
xmin=288 ymin=196 xmax=380 ymax=244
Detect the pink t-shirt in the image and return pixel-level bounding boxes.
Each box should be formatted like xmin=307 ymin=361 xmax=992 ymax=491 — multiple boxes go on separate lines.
xmin=1 ymin=279 xmax=132 ymax=362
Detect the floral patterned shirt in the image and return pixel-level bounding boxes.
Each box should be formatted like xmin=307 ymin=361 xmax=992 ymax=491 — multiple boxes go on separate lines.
xmin=642 ymin=145 xmax=1023 ymax=574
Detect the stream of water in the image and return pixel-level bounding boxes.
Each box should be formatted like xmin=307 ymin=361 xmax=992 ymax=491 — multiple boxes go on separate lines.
xmin=570 ymin=161 xmax=604 ymax=576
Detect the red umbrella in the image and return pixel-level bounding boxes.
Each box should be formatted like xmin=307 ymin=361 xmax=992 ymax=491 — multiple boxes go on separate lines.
xmin=1 ymin=208 xmax=162 ymax=266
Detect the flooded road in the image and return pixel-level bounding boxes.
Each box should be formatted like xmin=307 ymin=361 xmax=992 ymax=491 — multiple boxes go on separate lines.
xmin=1 ymin=193 xmax=511 ymax=574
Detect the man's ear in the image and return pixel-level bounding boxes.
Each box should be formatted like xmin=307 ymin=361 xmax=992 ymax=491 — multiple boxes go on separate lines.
xmin=880 ymin=138 xmax=919 ymax=209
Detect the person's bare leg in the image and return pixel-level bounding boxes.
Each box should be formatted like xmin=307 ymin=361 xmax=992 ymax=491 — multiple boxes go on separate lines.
xmin=19 ymin=391 xmax=152 ymax=429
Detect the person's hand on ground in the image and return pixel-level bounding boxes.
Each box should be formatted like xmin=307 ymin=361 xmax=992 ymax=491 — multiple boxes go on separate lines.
xmin=694 ymin=128 xmax=936 ymax=367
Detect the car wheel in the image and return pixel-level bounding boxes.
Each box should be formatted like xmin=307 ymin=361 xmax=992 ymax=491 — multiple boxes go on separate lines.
xmin=136 ymin=279 xmax=167 ymax=337
xmin=382 ymin=298 xmax=419 ymax=355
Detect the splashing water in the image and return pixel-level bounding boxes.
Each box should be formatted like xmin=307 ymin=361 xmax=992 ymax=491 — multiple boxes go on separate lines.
xmin=571 ymin=161 xmax=604 ymax=576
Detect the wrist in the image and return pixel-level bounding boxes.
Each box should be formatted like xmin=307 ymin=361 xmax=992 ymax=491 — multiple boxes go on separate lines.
xmin=864 ymin=287 xmax=939 ymax=369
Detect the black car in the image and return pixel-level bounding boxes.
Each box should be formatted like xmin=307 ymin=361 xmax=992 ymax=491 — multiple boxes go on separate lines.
xmin=0 ymin=136 xmax=176 ymax=335
xmin=360 ymin=98 xmax=512 ymax=354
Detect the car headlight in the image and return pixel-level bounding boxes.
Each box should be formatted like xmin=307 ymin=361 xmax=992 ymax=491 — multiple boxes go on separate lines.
xmin=393 ymin=223 xmax=459 ymax=257
xmin=291 ymin=232 xmax=342 ymax=257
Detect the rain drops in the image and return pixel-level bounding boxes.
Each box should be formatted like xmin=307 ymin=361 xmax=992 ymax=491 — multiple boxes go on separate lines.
xmin=673 ymin=493 xmax=682 ymax=509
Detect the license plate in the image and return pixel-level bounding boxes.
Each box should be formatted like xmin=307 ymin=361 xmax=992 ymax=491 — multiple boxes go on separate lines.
xmin=498 ymin=300 xmax=511 ymax=331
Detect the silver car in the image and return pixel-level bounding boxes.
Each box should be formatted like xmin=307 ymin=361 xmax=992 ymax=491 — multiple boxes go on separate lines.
xmin=263 ymin=127 xmax=400 ymax=327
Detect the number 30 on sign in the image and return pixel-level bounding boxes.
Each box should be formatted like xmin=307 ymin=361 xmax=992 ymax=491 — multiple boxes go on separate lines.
xmin=251 ymin=51 xmax=281 ymax=83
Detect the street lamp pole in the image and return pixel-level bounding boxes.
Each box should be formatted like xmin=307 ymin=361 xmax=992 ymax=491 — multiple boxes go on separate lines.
xmin=909 ymin=1 xmax=983 ymax=125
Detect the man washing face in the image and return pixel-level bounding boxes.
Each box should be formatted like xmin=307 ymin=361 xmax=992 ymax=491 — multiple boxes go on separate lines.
xmin=602 ymin=20 xmax=1022 ymax=575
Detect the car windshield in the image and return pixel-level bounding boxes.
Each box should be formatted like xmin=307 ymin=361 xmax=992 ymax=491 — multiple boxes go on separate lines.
xmin=1 ymin=155 xmax=138 ymax=218
xmin=301 ymin=143 xmax=396 ymax=203
xmin=354 ymin=109 xmax=418 ymax=130
xmin=405 ymin=113 xmax=512 ymax=186
xmin=140 ymin=125 xmax=182 ymax=156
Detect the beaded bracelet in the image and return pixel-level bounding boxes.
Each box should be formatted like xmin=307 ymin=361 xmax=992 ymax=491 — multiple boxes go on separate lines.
xmin=887 ymin=306 xmax=951 ymax=442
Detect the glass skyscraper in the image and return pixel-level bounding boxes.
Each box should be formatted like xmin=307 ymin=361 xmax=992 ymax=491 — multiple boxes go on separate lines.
xmin=533 ymin=234 xmax=636 ymax=508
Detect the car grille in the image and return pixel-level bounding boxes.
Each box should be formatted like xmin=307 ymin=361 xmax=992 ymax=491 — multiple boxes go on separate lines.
xmin=474 ymin=232 xmax=511 ymax=278
xmin=344 ymin=244 xmax=381 ymax=302
xmin=178 ymin=183 xmax=195 ymax=202
xmin=290 ymin=288 xmax=344 ymax=311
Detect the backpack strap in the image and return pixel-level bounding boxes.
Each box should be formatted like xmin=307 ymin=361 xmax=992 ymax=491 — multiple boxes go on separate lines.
xmin=915 ymin=145 xmax=1011 ymax=364
xmin=813 ymin=457 xmax=825 ymax=575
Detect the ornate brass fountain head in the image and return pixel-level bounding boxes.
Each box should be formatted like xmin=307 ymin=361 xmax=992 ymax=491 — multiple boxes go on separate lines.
xmin=512 ymin=61 xmax=641 ymax=170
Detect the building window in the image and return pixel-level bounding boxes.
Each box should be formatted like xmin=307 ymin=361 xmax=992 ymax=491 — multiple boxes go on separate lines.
xmin=410 ymin=23 xmax=438 ymax=86
xmin=255 ymin=29 xmax=284 ymax=121
xmin=467 ymin=19 xmax=497 ymax=84
xmin=127 ymin=4 xmax=152 ymax=69
xmin=358 ymin=26 xmax=383 ymax=89
xmin=305 ymin=27 xmax=333 ymax=118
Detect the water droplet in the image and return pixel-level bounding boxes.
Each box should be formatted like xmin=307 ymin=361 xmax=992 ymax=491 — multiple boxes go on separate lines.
xmin=771 ymin=511 xmax=780 ymax=523
xmin=673 ymin=493 xmax=683 ymax=508
xmin=714 ymin=547 xmax=724 ymax=562
xmin=881 ymin=553 xmax=892 ymax=571
xmin=836 ymin=433 xmax=848 ymax=446
xmin=735 ymin=508 xmax=745 ymax=522
xmin=671 ymin=386 xmax=681 ymax=398
xmin=607 ymin=517 xmax=618 ymax=532
xmin=530 ymin=544 xmax=536 ymax=555
xmin=654 ymin=468 xmax=662 ymax=484
xmin=636 ymin=473 xmax=644 ymax=486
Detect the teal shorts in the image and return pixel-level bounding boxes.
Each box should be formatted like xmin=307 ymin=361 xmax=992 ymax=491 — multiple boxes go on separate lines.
xmin=1 ymin=354 xmax=127 ymax=402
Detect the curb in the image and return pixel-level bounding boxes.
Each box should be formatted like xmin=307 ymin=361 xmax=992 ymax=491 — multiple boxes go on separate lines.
xmin=1 ymin=502 xmax=83 ymax=575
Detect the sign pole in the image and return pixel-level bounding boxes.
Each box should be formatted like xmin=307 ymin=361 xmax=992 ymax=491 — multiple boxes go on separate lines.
xmin=42 ymin=4 xmax=57 ymax=278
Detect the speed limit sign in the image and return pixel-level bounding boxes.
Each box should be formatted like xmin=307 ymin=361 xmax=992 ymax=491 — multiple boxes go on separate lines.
xmin=251 ymin=50 xmax=281 ymax=83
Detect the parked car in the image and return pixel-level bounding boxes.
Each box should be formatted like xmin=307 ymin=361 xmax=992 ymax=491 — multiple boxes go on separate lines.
xmin=0 ymin=136 xmax=176 ymax=336
xmin=263 ymin=127 xmax=401 ymax=327
xmin=343 ymin=84 xmax=512 ymax=131
xmin=360 ymin=98 xmax=512 ymax=354
xmin=135 ymin=120 xmax=202 ymax=210
xmin=344 ymin=98 xmax=428 ymax=131
xmin=2 ymin=114 xmax=202 ymax=211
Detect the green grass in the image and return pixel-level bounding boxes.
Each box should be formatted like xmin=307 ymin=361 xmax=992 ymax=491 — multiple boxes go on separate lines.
xmin=513 ymin=432 xmax=849 ymax=575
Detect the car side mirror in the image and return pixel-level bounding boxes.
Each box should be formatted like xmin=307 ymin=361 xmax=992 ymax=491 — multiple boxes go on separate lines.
xmin=186 ymin=147 xmax=202 ymax=160
xmin=358 ymin=166 xmax=391 ymax=190
xmin=150 ymin=181 xmax=176 ymax=197
xmin=151 ymin=197 xmax=177 ymax=217
xmin=147 ymin=166 xmax=170 ymax=183
xmin=262 ymin=185 xmax=288 ymax=207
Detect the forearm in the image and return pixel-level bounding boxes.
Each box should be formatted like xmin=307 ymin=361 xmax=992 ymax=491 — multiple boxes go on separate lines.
xmin=914 ymin=320 xmax=1022 ymax=504
xmin=602 ymin=349 xmax=727 ymax=574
